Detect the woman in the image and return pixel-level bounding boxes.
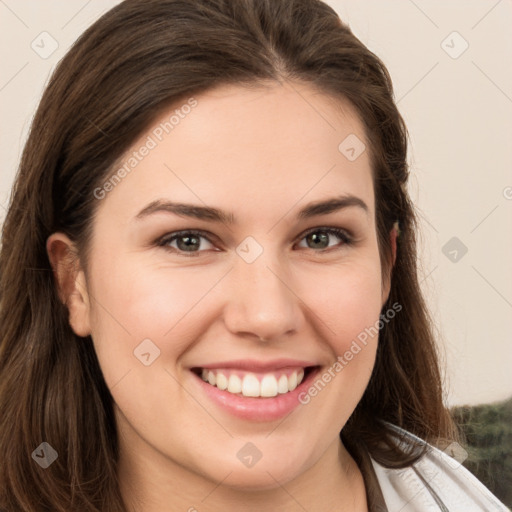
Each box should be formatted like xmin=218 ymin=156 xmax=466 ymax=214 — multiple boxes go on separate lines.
xmin=0 ymin=0 xmax=508 ymax=510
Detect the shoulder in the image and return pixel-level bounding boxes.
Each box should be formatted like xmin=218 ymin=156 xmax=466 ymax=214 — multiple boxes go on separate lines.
xmin=370 ymin=425 xmax=510 ymax=512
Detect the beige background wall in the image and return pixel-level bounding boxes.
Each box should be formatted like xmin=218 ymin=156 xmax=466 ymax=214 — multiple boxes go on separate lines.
xmin=1 ymin=0 xmax=511 ymax=406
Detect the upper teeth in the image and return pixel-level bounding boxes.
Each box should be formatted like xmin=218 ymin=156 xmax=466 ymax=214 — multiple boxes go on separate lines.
xmin=200 ymin=369 xmax=305 ymax=398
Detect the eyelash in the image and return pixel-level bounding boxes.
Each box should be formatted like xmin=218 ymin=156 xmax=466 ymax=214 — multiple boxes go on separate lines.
xmin=156 ymin=227 xmax=353 ymax=257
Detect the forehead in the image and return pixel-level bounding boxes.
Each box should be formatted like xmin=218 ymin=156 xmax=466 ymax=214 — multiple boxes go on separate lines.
xmin=97 ymin=80 xmax=374 ymax=223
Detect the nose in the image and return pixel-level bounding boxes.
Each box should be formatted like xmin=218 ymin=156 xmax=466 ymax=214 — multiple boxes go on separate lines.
xmin=223 ymin=248 xmax=303 ymax=343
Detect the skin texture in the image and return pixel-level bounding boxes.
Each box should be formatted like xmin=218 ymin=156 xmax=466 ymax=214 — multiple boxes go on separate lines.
xmin=48 ymin=80 xmax=397 ymax=512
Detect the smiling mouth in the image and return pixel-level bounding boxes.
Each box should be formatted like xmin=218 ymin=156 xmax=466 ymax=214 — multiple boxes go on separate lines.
xmin=191 ymin=366 xmax=318 ymax=398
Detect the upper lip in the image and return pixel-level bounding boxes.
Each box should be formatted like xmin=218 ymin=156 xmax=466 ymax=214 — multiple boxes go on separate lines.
xmin=192 ymin=359 xmax=319 ymax=372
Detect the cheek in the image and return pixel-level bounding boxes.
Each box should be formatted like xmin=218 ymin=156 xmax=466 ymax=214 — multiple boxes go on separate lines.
xmin=90 ymin=249 xmax=204 ymax=331
xmin=90 ymin=254 xmax=383 ymax=331
xmin=87 ymin=256 xmax=221 ymax=368
xmin=297 ymin=259 xmax=384 ymax=353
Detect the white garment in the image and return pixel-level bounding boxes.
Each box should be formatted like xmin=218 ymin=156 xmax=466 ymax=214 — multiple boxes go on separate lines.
xmin=370 ymin=427 xmax=510 ymax=511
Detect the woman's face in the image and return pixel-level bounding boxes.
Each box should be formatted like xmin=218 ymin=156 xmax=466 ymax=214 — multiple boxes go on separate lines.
xmin=55 ymin=81 xmax=394 ymax=493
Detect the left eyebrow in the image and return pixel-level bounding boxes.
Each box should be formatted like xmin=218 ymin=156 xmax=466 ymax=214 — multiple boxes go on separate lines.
xmin=134 ymin=194 xmax=369 ymax=224
xmin=297 ymin=195 xmax=369 ymax=220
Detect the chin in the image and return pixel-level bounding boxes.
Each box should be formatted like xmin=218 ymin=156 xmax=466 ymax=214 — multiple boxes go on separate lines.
xmin=221 ymin=466 xmax=300 ymax=491
xmin=196 ymin=451 xmax=309 ymax=491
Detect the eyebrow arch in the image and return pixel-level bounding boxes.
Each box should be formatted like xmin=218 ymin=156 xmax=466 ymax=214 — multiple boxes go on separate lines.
xmin=134 ymin=194 xmax=369 ymax=224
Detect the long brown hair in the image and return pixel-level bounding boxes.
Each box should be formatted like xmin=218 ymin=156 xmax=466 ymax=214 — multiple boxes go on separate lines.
xmin=0 ymin=0 xmax=459 ymax=509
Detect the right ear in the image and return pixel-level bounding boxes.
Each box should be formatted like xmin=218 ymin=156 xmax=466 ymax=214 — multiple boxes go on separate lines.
xmin=46 ymin=233 xmax=92 ymax=337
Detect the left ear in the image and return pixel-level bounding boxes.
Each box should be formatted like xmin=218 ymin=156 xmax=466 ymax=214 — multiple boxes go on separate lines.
xmin=381 ymin=222 xmax=398 ymax=306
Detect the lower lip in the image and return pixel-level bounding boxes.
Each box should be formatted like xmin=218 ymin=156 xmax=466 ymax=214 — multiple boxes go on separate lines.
xmin=191 ymin=368 xmax=320 ymax=422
